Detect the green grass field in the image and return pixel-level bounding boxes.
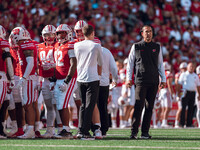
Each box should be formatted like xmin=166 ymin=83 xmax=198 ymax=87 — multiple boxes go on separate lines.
xmin=0 ymin=128 xmax=200 ymax=150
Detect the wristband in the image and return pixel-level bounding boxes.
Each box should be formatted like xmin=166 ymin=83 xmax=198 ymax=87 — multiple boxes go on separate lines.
xmin=64 ymin=75 xmax=72 ymax=84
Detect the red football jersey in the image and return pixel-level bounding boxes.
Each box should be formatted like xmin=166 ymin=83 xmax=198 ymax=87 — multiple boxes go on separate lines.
xmin=0 ymin=39 xmax=9 ymax=72
xmin=54 ymin=41 xmax=75 ymax=79
xmin=18 ymin=40 xmax=38 ymax=77
xmin=10 ymin=48 xmax=21 ymax=76
xmin=38 ymin=42 xmax=55 ymax=78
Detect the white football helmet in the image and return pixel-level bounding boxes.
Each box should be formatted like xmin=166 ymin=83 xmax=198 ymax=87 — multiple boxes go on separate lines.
xmin=196 ymin=65 xmax=200 ymax=75
xmin=56 ymin=24 xmax=73 ymax=43
xmin=74 ymin=20 xmax=88 ymax=40
xmin=179 ymin=62 xmax=187 ymax=69
xmin=42 ymin=25 xmax=56 ymax=44
xmin=163 ymin=62 xmax=171 ymax=71
xmin=9 ymin=27 xmax=31 ymax=46
xmin=0 ymin=25 xmax=6 ymax=39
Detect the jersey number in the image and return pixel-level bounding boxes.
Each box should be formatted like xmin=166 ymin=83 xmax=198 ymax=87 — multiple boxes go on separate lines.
xmin=54 ymin=51 xmax=64 ymax=66
xmin=40 ymin=50 xmax=54 ymax=63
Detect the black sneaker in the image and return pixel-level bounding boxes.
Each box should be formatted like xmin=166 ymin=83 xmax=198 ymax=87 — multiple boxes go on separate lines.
xmin=130 ymin=134 xmax=137 ymax=139
xmin=141 ymin=133 xmax=152 ymax=139
xmin=81 ymin=133 xmax=95 ymax=140
xmin=54 ymin=129 xmax=72 ymax=139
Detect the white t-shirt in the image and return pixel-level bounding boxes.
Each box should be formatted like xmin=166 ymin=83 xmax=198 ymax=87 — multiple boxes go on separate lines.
xmin=74 ymin=40 xmax=103 ymax=83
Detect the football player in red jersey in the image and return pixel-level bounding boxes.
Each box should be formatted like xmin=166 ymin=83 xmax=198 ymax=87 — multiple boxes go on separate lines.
xmin=74 ymin=20 xmax=102 ymax=138
xmin=53 ymin=24 xmax=77 ymax=138
xmin=9 ymin=27 xmax=38 ymax=139
xmin=38 ymin=25 xmax=62 ymax=138
xmin=9 ymin=41 xmax=26 ymax=138
xmin=0 ymin=25 xmax=15 ymax=139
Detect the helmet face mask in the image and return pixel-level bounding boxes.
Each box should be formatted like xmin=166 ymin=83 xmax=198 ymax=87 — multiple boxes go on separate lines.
xmin=42 ymin=25 xmax=56 ymax=44
xmin=0 ymin=25 xmax=6 ymax=39
xmin=56 ymin=24 xmax=72 ymax=44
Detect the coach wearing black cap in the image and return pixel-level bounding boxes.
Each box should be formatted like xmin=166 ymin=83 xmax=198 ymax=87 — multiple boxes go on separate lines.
xmin=126 ymin=25 xmax=166 ymax=139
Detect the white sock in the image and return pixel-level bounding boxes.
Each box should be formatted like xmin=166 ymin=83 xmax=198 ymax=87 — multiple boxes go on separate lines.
xmin=27 ymin=125 xmax=34 ymax=132
xmin=112 ymin=120 xmax=116 ymax=127
xmin=120 ymin=120 xmax=124 ymax=126
xmin=128 ymin=118 xmax=132 ymax=124
xmin=35 ymin=121 xmax=40 ymax=131
xmin=63 ymin=126 xmax=70 ymax=132
xmin=157 ymin=121 xmax=161 ymax=126
xmin=69 ymin=121 xmax=73 ymax=126
xmin=175 ymin=120 xmax=179 ymax=126
xmin=162 ymin=119 xmax=167 ymax=125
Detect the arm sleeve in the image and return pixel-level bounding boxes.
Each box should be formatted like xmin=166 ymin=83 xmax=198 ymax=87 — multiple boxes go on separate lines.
xmin=126 ymin=44 xmax=135 ymax=81
xmin=158 ymin=45 xmax=166 ymax=83
xmin=97 ymin=45 xmax=103 ymax=67
xmin=23 ymin=56 xmax=34 ymax=79
xmin=6 ymin=57 xmax=14 ymax=80
xmin=108 ymin=51 xmax=118 ymax=83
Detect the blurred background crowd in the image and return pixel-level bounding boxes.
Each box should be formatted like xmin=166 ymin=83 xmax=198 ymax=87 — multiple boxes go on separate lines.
xmin=0 ymin=0 xmax=200 ymax=74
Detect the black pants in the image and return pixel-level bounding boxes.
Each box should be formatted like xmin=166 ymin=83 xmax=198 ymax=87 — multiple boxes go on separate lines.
xmin=180 ymin=91 xmax=195 ymax=127
xmin=78 ymin=80 xmax=100 ymax=134
xmin=98 ymin=86 xmax=109 ymax=135
xmin=131 ymin=84 xmax=158 ymax=135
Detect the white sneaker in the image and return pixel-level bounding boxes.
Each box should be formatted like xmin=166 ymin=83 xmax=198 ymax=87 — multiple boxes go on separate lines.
xmin=161 ymin=124 xmax=171 ymax=128
xmin=18 ymin=129 xmax=35 ymax=139
xmin=94 ymin=129 xmax=103 ymax=139
xmin=6 ymin=121 xmax=18 ymax=137
xmin=42 ymin=128 xmax=54 ymax=138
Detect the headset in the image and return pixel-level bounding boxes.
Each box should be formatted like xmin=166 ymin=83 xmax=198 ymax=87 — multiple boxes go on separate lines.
xmin=140 ymin=25 xmax=156 ymax=38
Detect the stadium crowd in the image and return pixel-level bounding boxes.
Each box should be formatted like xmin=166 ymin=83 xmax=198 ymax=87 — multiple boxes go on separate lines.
xmin=0 ymin=0 xmax=200 ymax=140
xmin=0 ymin=0 xmax=200 ymax=73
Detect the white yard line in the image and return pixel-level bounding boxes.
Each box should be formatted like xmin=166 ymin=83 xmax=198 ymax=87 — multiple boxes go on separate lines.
xmin=1 ymin=144 xmax=200 ymax=149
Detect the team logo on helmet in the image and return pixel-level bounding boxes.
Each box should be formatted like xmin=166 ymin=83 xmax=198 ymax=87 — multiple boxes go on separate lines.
xmin=9 ymin=27 xmax=31 ymax=46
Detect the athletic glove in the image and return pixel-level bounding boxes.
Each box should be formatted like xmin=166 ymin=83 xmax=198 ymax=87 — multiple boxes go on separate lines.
xmin=59 ymin=82 xmax=68 ymax=92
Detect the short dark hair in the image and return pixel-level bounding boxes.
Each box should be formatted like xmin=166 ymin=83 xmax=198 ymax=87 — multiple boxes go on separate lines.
xmin=82 ymin=25 xmax=94 ymax=37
